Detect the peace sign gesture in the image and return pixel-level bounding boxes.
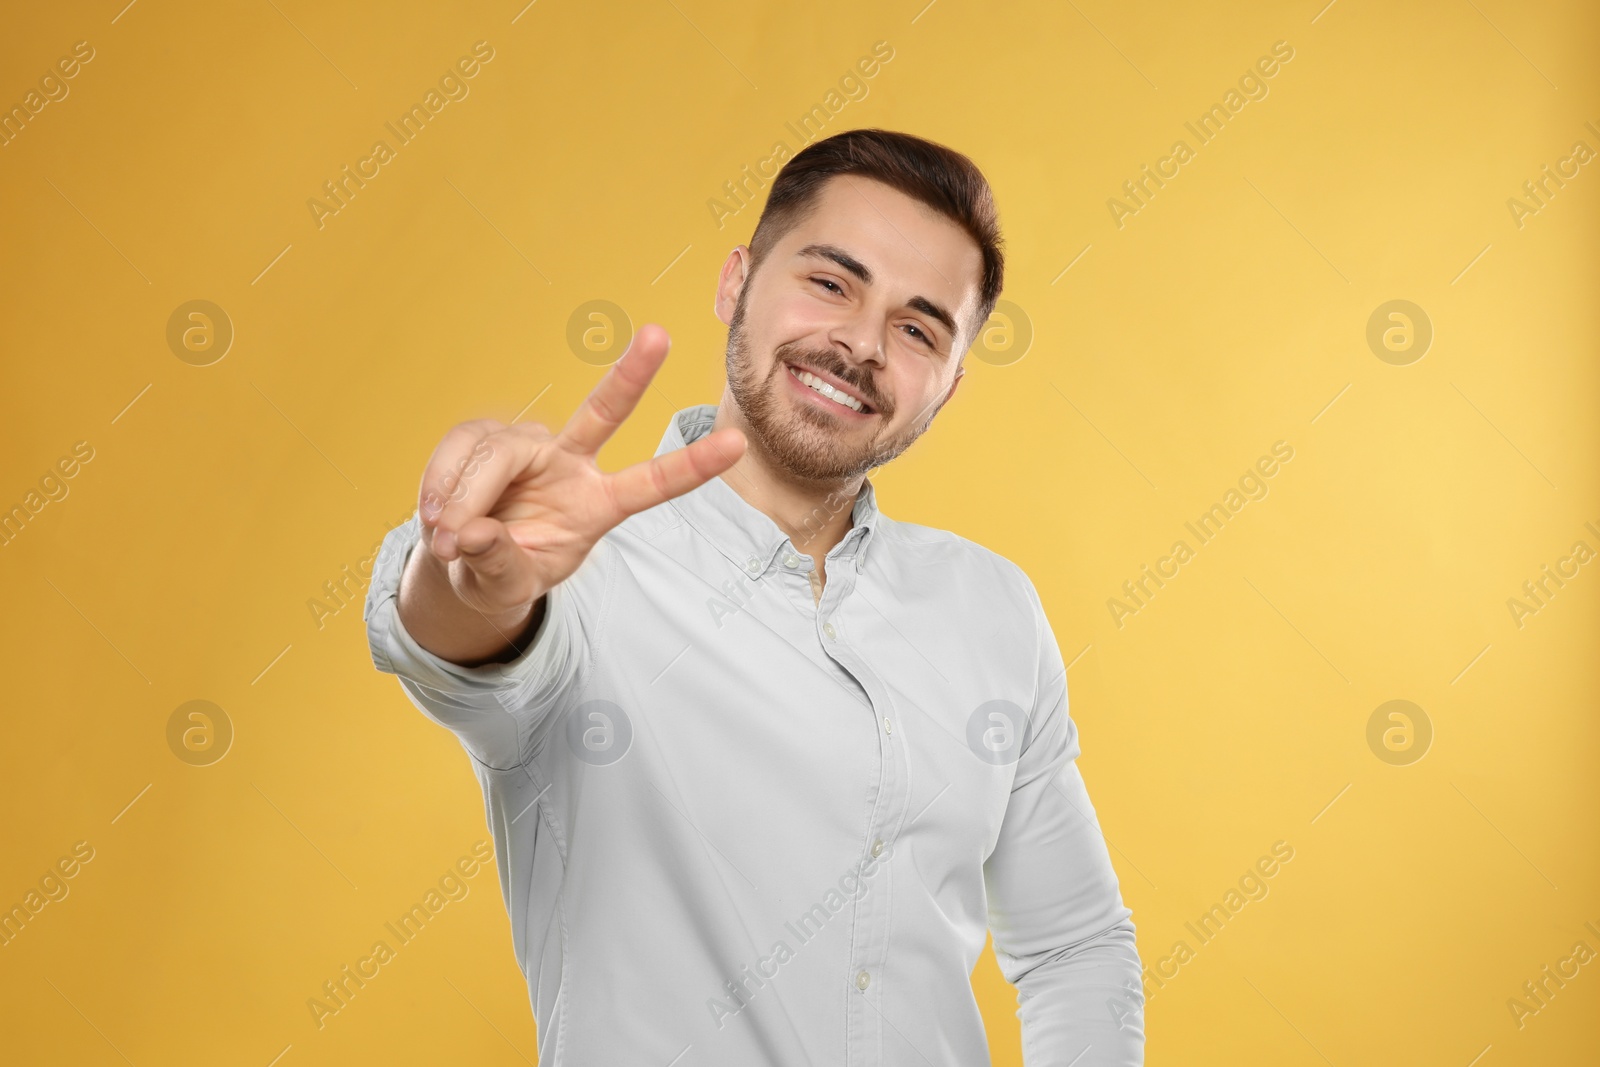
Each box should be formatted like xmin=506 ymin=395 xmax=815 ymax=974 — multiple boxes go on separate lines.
xmin=400 ymin=325 xmax=746 ymax=663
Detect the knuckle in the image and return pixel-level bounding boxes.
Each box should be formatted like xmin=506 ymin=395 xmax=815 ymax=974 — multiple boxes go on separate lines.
xmin=588 ymin=392 xmax=621 ymax=425
xmin=648 ymin=458 xmax=671 ymax=495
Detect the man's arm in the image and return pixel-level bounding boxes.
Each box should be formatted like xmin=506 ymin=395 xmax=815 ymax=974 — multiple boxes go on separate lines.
xmin=364 ymin=512 xmax=588 ymax=769
xmin=361 ymin=324 xmax=747 ymax=765
xmin=983 ymin=574 xmax=1144 ymax=1066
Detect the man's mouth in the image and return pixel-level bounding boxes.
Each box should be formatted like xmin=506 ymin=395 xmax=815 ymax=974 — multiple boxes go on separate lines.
xmin=784 ymin=362 xmax=875 ymax=415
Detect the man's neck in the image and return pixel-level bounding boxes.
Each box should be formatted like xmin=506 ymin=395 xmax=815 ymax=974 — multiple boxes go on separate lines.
xmin=709 ymin=399 xmax=862 ymax=561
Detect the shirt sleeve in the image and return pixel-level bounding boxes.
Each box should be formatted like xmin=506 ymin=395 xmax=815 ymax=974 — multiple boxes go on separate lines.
xmin=983 ymin=574 xmax=1145 ymax=1066
xmin=362 ymin=511 xmax=591 ymax=771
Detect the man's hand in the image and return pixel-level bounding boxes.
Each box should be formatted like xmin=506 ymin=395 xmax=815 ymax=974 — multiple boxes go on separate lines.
xmin=396 ymin=324 xmax=747 ymax=666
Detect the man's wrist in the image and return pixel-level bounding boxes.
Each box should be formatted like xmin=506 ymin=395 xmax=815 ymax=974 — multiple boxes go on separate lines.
xmin=399 ymin=538 xmax=545 ymax=667
xmin=476 ymin=595 xmax=546 ymax=665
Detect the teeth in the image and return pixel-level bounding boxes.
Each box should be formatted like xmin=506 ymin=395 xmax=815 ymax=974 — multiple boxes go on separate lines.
xmin=791 ymin=366 xmax=866 ymax=412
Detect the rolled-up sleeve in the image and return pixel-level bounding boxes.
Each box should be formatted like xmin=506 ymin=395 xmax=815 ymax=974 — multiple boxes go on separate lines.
xmin=983 ymin=576 xmax=1144 ymax=1065
xmin=362 ymin=512 xmax=591 ymax=770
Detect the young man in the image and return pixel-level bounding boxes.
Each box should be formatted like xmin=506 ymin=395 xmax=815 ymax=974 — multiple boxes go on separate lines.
xmin=365 ymin=129 xmax=1144 ymax=1065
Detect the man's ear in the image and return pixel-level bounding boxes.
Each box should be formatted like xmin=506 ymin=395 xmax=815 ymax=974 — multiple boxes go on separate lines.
xmin=714 ymin=245 xmax=752 ymax=325
xmin=943 ymin=362 xmax=966 ymax=405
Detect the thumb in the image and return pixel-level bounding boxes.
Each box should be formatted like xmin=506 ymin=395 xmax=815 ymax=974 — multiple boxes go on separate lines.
xmin=451 ymin=515 xmax=529 ymax=592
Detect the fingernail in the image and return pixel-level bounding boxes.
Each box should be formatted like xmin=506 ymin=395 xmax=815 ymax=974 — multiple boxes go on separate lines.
xmin=435 ymin=529 xmax=456 ymax=557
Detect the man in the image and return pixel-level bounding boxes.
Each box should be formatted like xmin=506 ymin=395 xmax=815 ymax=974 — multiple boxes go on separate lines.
xmin=364 ymin=128 xmax=1143 ymax=1064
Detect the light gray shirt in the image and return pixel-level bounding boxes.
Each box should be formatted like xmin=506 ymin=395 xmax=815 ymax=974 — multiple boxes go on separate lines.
xmin=364 ymin=404 xmax=1144 ymax=1065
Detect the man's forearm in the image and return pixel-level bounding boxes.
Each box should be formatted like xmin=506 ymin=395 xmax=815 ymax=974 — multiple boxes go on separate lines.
xmin=396 ymin=540 xmax=544 ymax=667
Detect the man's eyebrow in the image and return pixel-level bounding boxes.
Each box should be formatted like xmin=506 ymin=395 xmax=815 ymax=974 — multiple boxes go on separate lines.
xmin=796 ymin=243 xmax=959 ymax=340
xmin=797 ymin=243 xmax=871 ymax=284
xmin=907 ymin=295 xmax=958 ymax=340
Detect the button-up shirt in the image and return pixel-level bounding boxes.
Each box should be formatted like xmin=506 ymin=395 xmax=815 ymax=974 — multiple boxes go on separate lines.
xmin=364 ymin=404 xmax=1144 ymax=1065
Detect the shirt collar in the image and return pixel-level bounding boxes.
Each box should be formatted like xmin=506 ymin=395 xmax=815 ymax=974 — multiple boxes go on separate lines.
xmin=657 ymin=405 xmax=881 ymax=579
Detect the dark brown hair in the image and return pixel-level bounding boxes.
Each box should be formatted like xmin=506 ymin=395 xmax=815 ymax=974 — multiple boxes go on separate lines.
xmin=746 ymin=128 xmax=1005 ymax=342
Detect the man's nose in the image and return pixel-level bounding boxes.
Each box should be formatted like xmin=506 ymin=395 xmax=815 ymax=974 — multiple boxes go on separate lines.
xmin=829 ymin=313 xmax=886 ymax=366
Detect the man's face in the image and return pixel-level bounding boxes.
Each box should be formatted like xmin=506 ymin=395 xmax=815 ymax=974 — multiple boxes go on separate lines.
xmin=716 ymin=175 xmax=984 ymax=483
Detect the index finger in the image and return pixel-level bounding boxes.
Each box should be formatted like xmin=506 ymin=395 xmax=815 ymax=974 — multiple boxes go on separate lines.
xmin=557 ymin=323 xmax=670 ymax=455
xmin=418 ymin=418 xmax=506 ymax=525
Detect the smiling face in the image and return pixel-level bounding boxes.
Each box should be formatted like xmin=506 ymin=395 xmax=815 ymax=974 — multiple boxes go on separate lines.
xmin=715 ymin=175 xmax=985 ymax=484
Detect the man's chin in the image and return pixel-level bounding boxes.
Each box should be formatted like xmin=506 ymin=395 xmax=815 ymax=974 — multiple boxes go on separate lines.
xmin=753 ymin=411 xmax=882 ymax=482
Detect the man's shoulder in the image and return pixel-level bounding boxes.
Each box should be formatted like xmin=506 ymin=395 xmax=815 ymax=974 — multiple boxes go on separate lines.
xmin=875 ymin=513 xmax=1022 ymax=567
xmin=873 ymin=515 xmax=1039 ymax=601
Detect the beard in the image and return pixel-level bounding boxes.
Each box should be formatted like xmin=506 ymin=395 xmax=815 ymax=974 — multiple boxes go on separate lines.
xmin=724 ymin=291 xmax=947 ymax=483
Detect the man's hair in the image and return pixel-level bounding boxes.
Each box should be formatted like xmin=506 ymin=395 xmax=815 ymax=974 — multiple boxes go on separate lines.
xmin=746 ymin=128 xmax=1004 ymax=346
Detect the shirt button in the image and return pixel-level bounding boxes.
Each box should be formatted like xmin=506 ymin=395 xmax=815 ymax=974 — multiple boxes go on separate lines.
xmin=870 ymin=839 xmax=884 ymax=857
xmin=855 ymin=970 xmax=871 ymax=991
xmin=883 ymin=717 xmax=892 ymax=734
xmin=823 ymin=622 xmax=836 ymax=640
xmin=746 ymin=557 xmax=761 ymax=574
xmin=784 ymin=554 xmax=800 ymax=568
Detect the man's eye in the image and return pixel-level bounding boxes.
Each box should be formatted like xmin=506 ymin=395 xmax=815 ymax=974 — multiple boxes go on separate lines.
xmin=903 ymin=323 xmax=932 ymax=346
xmin=812 ymin=278 xmax=843 ymax=295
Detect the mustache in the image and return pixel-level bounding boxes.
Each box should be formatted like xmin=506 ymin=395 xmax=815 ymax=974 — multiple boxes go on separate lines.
xmin=774 ymin=343 xmax=891 ymax=415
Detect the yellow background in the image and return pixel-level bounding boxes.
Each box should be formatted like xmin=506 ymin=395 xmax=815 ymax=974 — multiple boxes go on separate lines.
xmin=2 ymin=0 xmax=1596 ymax=1063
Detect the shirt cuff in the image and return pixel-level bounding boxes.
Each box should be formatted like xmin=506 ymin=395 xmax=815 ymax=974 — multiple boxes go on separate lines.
xmin=362 ymin=511 xmax=573 ymax=715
